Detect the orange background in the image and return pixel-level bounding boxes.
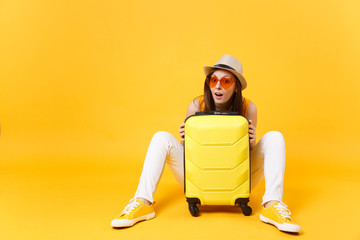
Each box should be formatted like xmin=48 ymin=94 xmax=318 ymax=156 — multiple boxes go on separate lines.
xmin=1 ymin=0 xmax=360 ymax=239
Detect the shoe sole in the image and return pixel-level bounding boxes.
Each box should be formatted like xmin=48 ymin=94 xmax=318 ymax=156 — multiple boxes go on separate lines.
xmin=260 ymin=214 xmax=301 ymax=233
xmin=111 ymin=212 xmax=155 ymax=228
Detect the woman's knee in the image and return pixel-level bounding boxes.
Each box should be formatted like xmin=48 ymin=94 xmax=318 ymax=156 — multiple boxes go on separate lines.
xmin=262 ymin=131 xmax=285 ymax=144
xmin=151 ymin=131 xmax=173 ymax=143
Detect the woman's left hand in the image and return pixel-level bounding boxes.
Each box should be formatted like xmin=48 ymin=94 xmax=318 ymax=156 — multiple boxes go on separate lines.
xmin=248 ymin=120 xmax=256 ymax=144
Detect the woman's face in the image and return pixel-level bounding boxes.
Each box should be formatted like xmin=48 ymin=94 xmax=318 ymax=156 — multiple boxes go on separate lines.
xmin=209 ymin=69 xmax=237 ymax=108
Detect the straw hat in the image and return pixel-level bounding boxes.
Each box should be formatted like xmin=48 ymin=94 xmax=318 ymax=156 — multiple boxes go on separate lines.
xmin=204 ymin=54 xmax=247 ymax=90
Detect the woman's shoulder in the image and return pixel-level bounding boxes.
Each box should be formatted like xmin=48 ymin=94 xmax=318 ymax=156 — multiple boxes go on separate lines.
xmin=192 ymin=95 xmax=204 ymax=110
xmin=243 ymin=96 xmax=255 ymax=106
xmin=186 ymin=96 xmax=202 ymax=118
xmin=246 ymin=99 xmax=257 ymax=115
xmin=193 ymin=95 xmax=203 ymax=103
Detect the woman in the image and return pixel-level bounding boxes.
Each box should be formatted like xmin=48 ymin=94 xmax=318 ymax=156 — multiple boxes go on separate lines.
xmin=111 ymin=55 xmax=301 ymax=233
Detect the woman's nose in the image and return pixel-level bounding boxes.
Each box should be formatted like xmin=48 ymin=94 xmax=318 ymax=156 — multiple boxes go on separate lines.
xmin=215 ymin=80 xmax=222 ymax=89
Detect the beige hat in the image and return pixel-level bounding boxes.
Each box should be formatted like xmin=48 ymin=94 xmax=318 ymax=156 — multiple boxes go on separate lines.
xmin=204 ymin=54 xmax=247 ymax=90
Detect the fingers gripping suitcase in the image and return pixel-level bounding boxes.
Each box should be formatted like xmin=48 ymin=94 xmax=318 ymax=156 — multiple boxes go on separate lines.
xmin=184 ymin=111 xmax=252 ymax=216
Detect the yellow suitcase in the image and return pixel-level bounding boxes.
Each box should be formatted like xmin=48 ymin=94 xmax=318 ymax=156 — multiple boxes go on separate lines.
xmin=184 ymin=111 xmax=252 ymax=216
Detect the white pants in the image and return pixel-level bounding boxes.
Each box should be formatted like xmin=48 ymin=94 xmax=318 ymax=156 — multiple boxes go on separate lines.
xmin=134 ymin=131 xmax=286 ymax=206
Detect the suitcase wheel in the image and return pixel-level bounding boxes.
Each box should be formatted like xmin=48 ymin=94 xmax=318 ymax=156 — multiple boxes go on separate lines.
xmin=236 ymin=198 xmax=252 ymax=216
xmin=239 ymin=203 xmax=252 ymax=216
xmin=188 ymin=203 xmax=199 ymax=217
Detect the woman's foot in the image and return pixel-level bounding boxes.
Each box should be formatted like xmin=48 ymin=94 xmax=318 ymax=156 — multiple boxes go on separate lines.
xmin=260 ymin=202 xmax=301 ymax=233
xmin=111 ymin=198 xmax=155 ymax=228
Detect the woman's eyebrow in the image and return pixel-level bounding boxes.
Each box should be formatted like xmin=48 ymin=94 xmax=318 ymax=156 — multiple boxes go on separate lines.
xmin=214 ymin=74 xmax=232 ymax=78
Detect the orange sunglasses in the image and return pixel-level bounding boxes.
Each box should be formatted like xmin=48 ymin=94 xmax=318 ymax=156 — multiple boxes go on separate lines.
xmin=209 ymin=75 xmax=234 ymax=90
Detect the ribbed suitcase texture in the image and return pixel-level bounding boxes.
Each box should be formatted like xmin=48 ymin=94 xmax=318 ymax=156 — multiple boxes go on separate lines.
xmin=184 ymin=113 xmax=252 ymax=216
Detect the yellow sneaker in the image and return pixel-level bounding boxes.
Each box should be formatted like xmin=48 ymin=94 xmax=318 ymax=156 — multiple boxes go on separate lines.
xmin=260 ymin=202 xmax=301 ymax=233
xmin=111 ymin=198 xmax=155 ymax=228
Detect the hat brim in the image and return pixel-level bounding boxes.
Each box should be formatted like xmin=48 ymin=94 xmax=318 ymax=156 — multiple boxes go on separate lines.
xmin=203 ymin=66 xmax=247 ymax=90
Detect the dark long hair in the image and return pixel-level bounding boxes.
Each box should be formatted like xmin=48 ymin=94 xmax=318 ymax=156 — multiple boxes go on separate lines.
xmin=203 ymin=69 xmax=243 ymax=115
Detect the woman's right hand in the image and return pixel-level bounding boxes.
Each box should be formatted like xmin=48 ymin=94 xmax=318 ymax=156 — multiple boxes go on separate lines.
xmin=180 ymin=98 xmax=199 ymax=145
xmin=179 ymin=122 xmax=185 ymax=144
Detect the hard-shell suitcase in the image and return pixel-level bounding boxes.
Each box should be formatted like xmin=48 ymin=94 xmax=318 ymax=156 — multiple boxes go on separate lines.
xmin=184 ymin=111 xmax=252 ymax=216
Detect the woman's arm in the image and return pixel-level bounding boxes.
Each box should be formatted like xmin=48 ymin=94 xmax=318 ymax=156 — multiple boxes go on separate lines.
xmin=179 ymin=99 xmax=200 ymax=144
xmin=246 ymin=101 xmax=257 ymax=150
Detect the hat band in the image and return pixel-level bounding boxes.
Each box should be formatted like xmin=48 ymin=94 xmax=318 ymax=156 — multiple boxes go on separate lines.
xmin=214 ymin=64 xmax=236 ymax=71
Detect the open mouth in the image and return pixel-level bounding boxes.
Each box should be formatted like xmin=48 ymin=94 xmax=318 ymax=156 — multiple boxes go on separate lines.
xmin=214 ymin=92 xmax=223 ymax=97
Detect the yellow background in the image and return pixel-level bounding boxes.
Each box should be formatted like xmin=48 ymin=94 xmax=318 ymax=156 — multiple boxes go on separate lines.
xmin=1 ymin=0 xmax=360 ymax=239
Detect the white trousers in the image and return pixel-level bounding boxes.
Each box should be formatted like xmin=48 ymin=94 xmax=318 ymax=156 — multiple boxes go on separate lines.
xmin=134 ymin=131 xmax=286 ymax=206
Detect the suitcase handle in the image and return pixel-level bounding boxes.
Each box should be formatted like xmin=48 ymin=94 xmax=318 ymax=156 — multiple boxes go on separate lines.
xmin=195 ymin=111 xmax=240 ymax=115
xmin=184 ymin=111 xmax=244 ymax=123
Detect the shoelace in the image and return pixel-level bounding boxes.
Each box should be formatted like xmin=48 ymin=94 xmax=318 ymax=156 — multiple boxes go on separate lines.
xmin=121 ymin=199 xmax=140 ymax=215
xmin=274 ymin=202 xmax=292 ymax=220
